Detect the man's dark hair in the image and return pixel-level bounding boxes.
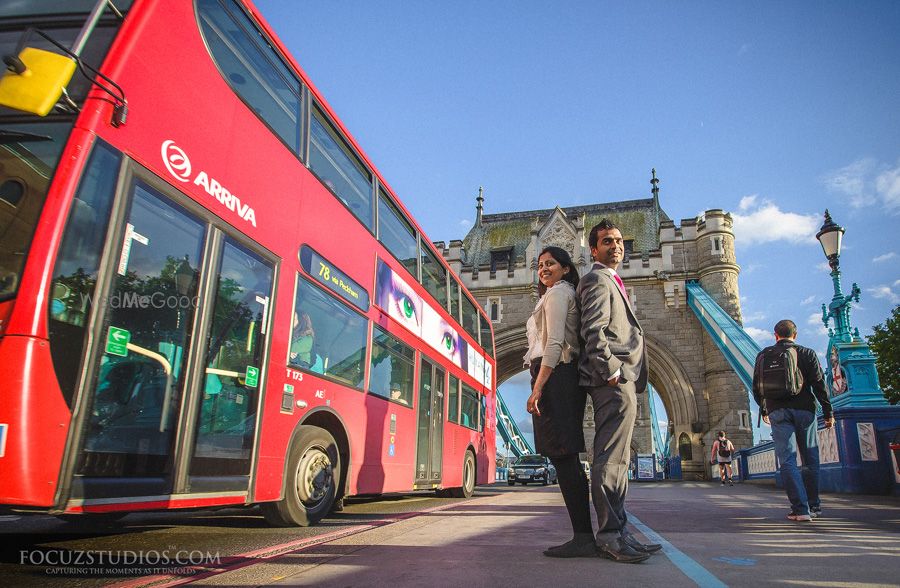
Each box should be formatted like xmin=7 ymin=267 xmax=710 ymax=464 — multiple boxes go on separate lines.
xmin=589 ymin=219 xmax=619 ymax=249
xmin=537 ymin=246 xmax=580 ymax=297
xmin=774 ymin=319 xmax=797 ymax=339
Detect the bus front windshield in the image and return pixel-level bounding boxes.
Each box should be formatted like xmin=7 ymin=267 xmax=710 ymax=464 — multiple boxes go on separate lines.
xmin=0 ymin=122 xmax=71 ymax=301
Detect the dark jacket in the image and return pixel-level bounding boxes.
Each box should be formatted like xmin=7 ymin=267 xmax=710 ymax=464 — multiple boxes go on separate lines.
xmin=752 ymin=339 xmax=833 ymax=418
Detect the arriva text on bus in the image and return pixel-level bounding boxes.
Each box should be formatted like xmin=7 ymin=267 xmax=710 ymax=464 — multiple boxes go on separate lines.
xmin=161 ymin=140 xmax=257 ymax=227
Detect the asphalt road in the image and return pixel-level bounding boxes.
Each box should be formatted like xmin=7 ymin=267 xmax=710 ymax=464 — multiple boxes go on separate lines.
xmin=0 ymin=490 xmax=483 ymax=587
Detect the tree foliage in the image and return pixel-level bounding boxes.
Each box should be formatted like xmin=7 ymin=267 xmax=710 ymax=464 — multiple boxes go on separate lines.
xmin=867 ymin=305 xmax=900 ymax=404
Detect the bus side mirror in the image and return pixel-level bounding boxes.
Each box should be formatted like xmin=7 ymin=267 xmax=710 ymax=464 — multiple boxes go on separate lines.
xmin=0 ymin=47 xmax=76 ymax=116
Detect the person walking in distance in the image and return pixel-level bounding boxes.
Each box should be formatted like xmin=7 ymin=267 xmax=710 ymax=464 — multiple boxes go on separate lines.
xmin=577 ymin=219 xmax=659 ymax=563
xmin=711 ymin=431 xmax=735 ymax=486
xmin=524 ymin=247 xmax=591 ymax=558
xmin=752 ymin=319 xmax=835 ymax=522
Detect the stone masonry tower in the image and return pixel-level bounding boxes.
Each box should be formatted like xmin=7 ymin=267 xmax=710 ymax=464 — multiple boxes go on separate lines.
xmin=438 ymin=173 xmax=753 ymax=480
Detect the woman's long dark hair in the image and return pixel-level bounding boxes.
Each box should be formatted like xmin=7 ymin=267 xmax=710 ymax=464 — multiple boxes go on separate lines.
xmin=537 ymin=246 xmax=579 ymax=297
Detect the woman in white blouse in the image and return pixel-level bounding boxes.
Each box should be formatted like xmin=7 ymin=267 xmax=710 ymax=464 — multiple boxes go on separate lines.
xmin=525 ymin=246 xmax=592 ymax=558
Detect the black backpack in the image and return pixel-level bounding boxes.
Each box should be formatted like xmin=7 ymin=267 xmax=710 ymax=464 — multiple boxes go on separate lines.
xmin=717 ymin=439 xmax=731 ymax=458
xmin=755 ymin=344 xmax=804 ymax=401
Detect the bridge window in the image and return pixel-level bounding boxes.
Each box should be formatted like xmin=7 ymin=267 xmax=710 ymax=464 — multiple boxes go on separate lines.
xmin=309 ymin=105 xmax=373 ymax=229
xmin=460 ymin=383 xmax=479 ymax=430
xmin=490 ymin=247 xmax=513 ymax=273
xmin=448 ymin=375 xmax=459 ymax=423
xmin=377 ymin=189 xmax=418 ymax=278
xmin=623 ymin=239 xmax=634 ymax=260
xmin=678 ymin=433 xmax=693 ymax=461
xmin=369 ymin=325 xmax=415 ymax=406
xmin=487 ymin=296 xmax=501 ymax=323
xmin=738 ymin=410 xmax=750 ymax=430
xmin=711 ymin=236 xmax=723 ymax=254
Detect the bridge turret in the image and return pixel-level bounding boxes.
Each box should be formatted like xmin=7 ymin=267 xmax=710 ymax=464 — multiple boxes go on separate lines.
xmin=696 ymin=209 xmax=742 ymax=324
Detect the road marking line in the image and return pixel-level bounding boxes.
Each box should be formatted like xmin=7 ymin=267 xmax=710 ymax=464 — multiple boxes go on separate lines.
xmin=629 ymin=514 xmax=728 ymax=588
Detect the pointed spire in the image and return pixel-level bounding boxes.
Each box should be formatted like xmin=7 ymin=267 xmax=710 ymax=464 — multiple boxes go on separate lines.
xmin=475 ymin=186 xmax=484 ymax=228
xmin=651 ymin=169 xmax=661 ymax=246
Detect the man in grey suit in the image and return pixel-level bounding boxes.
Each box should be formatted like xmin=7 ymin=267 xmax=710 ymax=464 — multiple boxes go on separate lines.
xmin=577 ymin=219 xmax=658 ymax=563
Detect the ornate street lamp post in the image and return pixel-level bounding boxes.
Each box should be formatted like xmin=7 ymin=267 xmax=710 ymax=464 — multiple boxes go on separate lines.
xmin=816 ymin=210 xmax=886 ymax=408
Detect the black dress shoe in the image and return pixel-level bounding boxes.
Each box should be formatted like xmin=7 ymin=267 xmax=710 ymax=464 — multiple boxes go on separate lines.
xmin=543 ymin=535 xmax=597 ymax=558
xmin=622 ymin=531 xmax=662 ymax=554
xmin=596 ymin=537 xmax=651 ymax=563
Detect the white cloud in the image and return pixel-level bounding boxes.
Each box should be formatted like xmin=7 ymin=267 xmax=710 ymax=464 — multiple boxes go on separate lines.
xmin=873 ymin=252 xmax=897 ymax=263
xmin=742 ymin=263 xmax=761 ymax=274
xmin=738 ymin=194 xmax=758 ymax=211
xmin=732 ymin=199 xmax=819 ymax=246
xmin=895 ymin=279 xmax=900 ymax=288
xmin=743 ymin=310 xmax=767 ymax=323
xmin=801 ymin=295 xmax=816 ymax=305
xmin=808 ymin=312 xmax=829 ymax=336
xmin=823 ymin=157 xmax=900 ymax=213
xmin=459 ymin=219 xmax=472 ymax=228
xmin=816 ymin=262 xmax=832 ymax=273
xmin=876 ymin=161 xmax=900 ymax=212
xmin=867 ymin=285 xmax=900 ymax=304
xmin=744 ymin=326 xmax=771 ymax=344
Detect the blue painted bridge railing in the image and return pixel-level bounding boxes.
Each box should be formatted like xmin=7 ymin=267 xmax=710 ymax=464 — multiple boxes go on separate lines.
xmin=496 ymin=389 xmax=534 ymax=458
xmin=685 ymin=281 xmax=762 ymax=392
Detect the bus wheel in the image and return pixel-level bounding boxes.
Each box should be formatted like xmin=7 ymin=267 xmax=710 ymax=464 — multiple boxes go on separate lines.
xmin=262 ymin=426 xmax=340 ymax=527
xmin=449 ymin=450 xmax=476 ymax=498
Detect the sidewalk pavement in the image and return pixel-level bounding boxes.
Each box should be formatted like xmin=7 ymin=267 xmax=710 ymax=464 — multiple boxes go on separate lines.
xmin=198 ymin=481 xmax=900 ymax=587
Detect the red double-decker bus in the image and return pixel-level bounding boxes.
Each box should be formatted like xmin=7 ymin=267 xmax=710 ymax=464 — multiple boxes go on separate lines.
xmin=0 ymin=0 xmax=496 ymax=526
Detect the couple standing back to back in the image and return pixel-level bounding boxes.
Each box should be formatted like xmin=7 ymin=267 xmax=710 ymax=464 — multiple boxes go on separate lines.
xmin=525 ymin=219 xmax=660 ymax=564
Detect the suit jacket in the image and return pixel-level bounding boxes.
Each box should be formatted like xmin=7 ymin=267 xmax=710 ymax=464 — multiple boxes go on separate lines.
xmin=576 ymin=263 xmax=647 ymax=392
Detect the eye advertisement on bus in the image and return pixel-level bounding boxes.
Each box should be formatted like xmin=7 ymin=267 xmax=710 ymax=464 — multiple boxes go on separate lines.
xmin=375 ymin=259 xmax=490 ymax=387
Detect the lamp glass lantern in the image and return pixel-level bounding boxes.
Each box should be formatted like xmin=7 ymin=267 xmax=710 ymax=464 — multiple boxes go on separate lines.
xmin=816 ymin=209 xmax=845 ymax=264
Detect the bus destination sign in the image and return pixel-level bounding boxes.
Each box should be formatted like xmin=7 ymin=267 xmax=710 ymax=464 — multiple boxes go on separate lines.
xmin=300 ymin=245 xmax=369 ymax=311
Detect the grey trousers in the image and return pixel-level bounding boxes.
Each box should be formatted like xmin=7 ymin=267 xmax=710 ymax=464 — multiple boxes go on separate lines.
xmin=587 ymin=381 xmax=638 ymax=538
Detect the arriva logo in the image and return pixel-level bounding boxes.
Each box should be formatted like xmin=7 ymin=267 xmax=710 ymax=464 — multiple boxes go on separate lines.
xmin=160 ymin=140 xmax=257 ymax=228
xmin=161 ymin=140 xmax=191 ymax=182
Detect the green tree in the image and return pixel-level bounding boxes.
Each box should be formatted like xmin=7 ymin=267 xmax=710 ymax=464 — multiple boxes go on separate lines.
xmin=867 ymin=305 xmax=900 ymax=404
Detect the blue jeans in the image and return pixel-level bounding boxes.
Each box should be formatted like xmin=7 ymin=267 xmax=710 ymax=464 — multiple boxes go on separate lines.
xmin=770 ymin=408 xmax=821 ymax=515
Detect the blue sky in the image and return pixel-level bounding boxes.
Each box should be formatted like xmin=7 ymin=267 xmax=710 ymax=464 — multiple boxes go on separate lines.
xmin=255 ymin=1 xmax=900 ymax=449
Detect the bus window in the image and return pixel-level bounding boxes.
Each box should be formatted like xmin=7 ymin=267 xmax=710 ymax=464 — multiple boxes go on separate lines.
xmin=309 ymin=106 xmax=373 ymax=229
xmin=47 ymin=140 xmax=121 ymax=405
xmin=197 ymin=0 xmax=302 ymax=152
xmin=460 ymin=383 xmax=479 ymax=430
xmin=461 ymin=294 xmax=479 ymax=345
xmin=291 ymin=275 xmax=367 ymax=388
xmin=1 ymin=122 xmax=72 ymax=302
xmin=369 ymin=325 xmax=414 ymax=406
xmin=448 ymin=374 xmax=459 ymax=423
xmin=420 ymin=245 xmax=447 ymax=309
xmin=191 ymin=238 xmax=274 ymax=477
xmin=479 ymin=313 xmax=494 ymax=358
xmin=480 ymin=394 xmax=487 ymax=432
xmin=377 ymin=189 xmax=418 ymax=278
xmin=449 ymin=278 xmax=461 ymax=323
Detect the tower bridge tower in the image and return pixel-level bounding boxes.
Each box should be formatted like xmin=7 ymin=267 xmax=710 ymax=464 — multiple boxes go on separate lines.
xmin=437 ymin=172 xmax=752 ymax=480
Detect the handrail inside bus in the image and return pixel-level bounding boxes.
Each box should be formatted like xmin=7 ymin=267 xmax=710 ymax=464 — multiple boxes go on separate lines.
xmin=124 ymin=342 xmax=173 ymax=433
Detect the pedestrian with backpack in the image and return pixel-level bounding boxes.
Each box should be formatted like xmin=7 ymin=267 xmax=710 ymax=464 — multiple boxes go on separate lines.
xmin=752 ymin=319 xmax=835 ymax=522
xmin=710 ymin=431 xmax=734 ymax=486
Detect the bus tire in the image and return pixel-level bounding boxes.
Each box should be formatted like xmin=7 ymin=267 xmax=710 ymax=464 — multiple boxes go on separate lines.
xmin=449 ymin=450 xmax=476 ymax=498
xmin=262 ymin=426 xmax=340 ymax=527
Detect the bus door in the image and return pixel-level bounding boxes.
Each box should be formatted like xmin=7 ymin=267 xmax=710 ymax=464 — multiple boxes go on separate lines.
xmin=68 ymin=165 xmax=274 ymax=501
xmin=415 ymin=357 xmax=444 ymax=486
